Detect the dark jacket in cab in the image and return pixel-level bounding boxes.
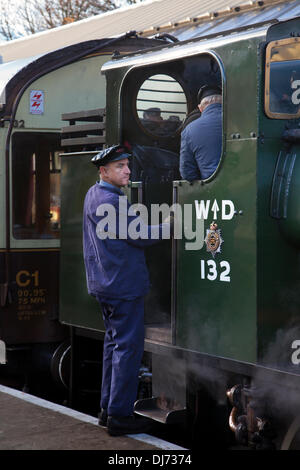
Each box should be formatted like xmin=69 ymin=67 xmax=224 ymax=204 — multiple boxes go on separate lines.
xmin=180 ymin=102 xmax=222 ymax=181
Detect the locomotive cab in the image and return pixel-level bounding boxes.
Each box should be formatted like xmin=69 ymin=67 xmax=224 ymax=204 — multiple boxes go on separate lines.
xmin=101 ymin=18 xmax=300 ymax=439
xmin=104 ymin=52 xmax=223 ymax=348
xmin=102 ymin=48 xmax=224 ymax=421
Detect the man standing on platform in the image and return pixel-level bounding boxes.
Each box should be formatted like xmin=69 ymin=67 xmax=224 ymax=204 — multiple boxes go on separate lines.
xmin=83 ymin=144 xmax=170 ymax=436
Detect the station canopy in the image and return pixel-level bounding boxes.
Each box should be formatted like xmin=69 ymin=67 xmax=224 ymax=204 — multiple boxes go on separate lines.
xmin=0 ymin=0 xmax=300 ymax=64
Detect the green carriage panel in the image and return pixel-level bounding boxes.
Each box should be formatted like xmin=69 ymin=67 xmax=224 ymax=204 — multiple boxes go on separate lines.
xmin=59 ymin=153 xmax=103 ymax=331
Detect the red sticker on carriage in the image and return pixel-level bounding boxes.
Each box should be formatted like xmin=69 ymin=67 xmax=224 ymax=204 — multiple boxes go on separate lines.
xmin=30 ymin=90 xmax=44 ymax=114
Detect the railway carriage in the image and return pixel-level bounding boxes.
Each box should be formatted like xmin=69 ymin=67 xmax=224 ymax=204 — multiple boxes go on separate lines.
xmin=0 ymin=34 xmax=161 ymax=393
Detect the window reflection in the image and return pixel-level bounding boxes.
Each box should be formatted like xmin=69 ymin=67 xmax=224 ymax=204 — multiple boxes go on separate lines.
xmin=266 ymin=39 xmax=300 ymax=118
xmin=136 ymin=74 xmax=187 ymax=136
xmin=269 ymin=62 xmax=300 ymax=114
xmin=12 ymin=132 xmax=61 ymax=239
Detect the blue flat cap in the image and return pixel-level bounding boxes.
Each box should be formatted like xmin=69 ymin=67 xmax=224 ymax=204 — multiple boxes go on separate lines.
xmin=91 ymin=144 xmax=132 ymax=167
xmin=197 ymin=84 xmax=221 ymax=104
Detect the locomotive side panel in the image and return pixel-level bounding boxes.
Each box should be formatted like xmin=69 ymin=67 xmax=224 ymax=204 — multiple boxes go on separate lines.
xmin=176 ymin=38 xmax=259 ymax=362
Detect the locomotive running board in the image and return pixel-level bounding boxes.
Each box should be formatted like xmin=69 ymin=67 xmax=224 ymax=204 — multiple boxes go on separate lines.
xmin=134 ymin=397 xmax=186 ymax=425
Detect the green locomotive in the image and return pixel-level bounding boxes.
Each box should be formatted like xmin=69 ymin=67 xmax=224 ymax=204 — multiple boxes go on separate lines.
xmin=60 ymin=17 xmax=300 ymax=449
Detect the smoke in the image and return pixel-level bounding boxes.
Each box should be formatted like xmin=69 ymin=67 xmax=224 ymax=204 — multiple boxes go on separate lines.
xmin=259 ymin=322 xmax=300 ymax=371
xmin=251 ymin=322 xmax=300 ymax=428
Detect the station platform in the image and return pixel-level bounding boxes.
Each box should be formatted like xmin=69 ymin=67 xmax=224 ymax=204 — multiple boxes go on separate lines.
xmin=0 ymin=384 xmax=186 ymax=451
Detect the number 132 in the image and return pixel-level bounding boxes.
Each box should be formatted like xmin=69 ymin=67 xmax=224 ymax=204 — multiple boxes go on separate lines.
xmin=200 ymin=259 xmax=231 ymax=282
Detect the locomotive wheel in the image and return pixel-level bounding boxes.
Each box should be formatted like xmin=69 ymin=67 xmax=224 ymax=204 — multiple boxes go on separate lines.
xmin=281 ymin=415 xmax=300 ymax=450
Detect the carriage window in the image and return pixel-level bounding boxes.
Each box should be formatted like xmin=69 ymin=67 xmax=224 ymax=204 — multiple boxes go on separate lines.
xmin=136 ymin=74 xmax=187 ymax=136
xmin=265 ymin=38 xmax=300 ymax=118
xmin=12 ymin=132 xmax=61 ymax=239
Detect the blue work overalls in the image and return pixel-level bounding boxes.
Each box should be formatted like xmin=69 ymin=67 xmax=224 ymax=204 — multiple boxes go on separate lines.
xmin=180 ymin=102 xmax=222 ymax=181
xmin=83 ymin=181 xmax=166 ymax=417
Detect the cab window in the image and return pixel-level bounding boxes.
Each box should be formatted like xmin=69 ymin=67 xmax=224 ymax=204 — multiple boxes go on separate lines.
xmin=136 ymin=73 xmax=187 ymax=137
xmin=265 ymin=38 xmax=300 ymax=118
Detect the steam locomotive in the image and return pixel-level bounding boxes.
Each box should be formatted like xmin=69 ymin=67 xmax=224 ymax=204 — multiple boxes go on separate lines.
xmin=1 ymin=10 xmax=300 ymax=449
xmin=59 ymin=16 xmax=300 ymax=449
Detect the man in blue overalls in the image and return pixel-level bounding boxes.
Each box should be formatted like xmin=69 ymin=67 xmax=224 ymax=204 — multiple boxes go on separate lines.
xmin=83 ymin=145 xmax=170 ymax=436
xmin=180 ymin=84 xmax=222 ymax=181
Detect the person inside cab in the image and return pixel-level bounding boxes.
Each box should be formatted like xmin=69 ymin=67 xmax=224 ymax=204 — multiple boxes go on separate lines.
xmin=179 ymin=84 xmax=222 ymax=181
